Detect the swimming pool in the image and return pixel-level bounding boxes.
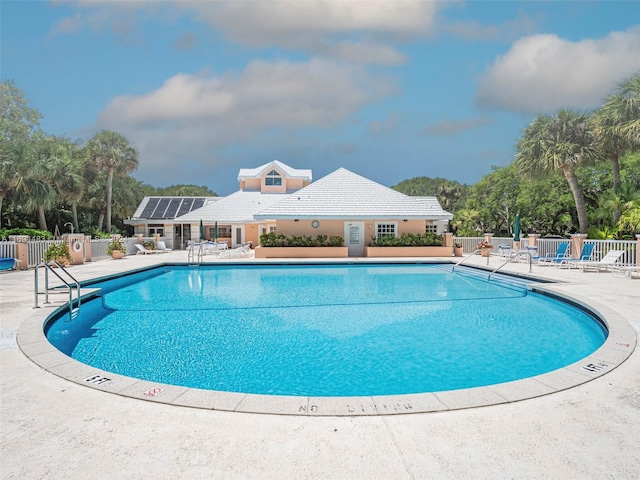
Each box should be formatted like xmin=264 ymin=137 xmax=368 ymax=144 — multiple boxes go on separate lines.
xmin=45 ymin=264 xmax=606 ymax=398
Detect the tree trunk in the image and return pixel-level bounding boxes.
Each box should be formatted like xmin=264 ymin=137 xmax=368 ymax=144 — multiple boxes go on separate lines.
xmin=71 ymin=201 xmax=79 ymax=233
xmin=38 ymin=206 xmax=48 ymax=232
xmin=106 ymin=167 xmax=114 ymax=233
xmin=562 ymin=167 xmax=588 ymax=233
xmin=0 ymin=195 xmax=4 ymax=230
xmin=610 ymin=153 xmax=621 ymax=223
xmin=97 ymin=210 xmax=105 ymax=232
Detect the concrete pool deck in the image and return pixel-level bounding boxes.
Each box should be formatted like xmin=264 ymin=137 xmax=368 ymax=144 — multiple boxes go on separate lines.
xmin=1 ymin=252 xmax=639 ymax=478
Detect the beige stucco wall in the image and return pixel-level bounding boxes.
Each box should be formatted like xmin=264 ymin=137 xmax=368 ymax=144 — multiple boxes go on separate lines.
xmin=241 ymin=172 xmax=309 ymax=193
xmin=275 ymin=219 xmax=442 ymax=243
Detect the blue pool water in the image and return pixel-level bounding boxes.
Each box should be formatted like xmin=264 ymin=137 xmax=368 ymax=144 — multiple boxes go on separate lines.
xmin=46 ymin=264 xmax=606 ymax=397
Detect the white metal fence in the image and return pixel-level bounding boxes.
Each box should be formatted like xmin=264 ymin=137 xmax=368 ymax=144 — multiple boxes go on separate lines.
xmin=453 ymin=236 xmax=638 ymax=266
xmin=0 ymin=240 xmax=16 ymax=259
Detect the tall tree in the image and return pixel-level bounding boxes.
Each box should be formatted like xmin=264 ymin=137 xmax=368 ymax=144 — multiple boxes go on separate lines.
xmin=514 ymin=109 xmax=600 ymax=233
xmin=592 ymin=73 xmax=640 ymax=199
xmin=16 ymin=135 xmax=59 ymax=231
xmin=51 ymin=139 xmax=85 ymax=232
xmin=86 ymin=130 xmax=138 ymax=233
xmin=0 ymin=80 xmax=42 ymax=228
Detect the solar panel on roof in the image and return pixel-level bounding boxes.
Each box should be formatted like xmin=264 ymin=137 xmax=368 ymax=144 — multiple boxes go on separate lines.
xmin=192 ymin=198 xmax=205 ymax=210
xmin=141 ymin=198 xmax=160 ymax=218
xmin=177 ymin=198 xmax=194 ymax=216
xmin=150 ymin=198 xmax=171 ymax=219
xmin=165 ymin=198 xmax=182 ymax=218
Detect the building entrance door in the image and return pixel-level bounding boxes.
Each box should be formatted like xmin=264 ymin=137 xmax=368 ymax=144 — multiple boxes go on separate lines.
xmin=344 ymin=222 xmax=365 ymax=256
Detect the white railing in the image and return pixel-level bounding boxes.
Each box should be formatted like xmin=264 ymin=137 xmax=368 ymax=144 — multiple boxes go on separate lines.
xmin=585 ymin=239 xmax=637 ymax=266
xmin=0 ymin=240 xmax=16 ymax=259
xmin=90 ymin=238 xmax=111 ymax=260
xmin=454 ymin=236 xmax=638 ymax=266
xmin=28 ymin=240 xmax=62 ymax=267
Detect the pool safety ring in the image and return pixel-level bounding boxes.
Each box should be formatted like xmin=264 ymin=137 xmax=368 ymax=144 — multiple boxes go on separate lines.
xmin=72 ymin=239 xmax=82 ymax=252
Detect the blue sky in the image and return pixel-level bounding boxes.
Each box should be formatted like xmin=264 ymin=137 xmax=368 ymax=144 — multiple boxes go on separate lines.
xmin=2 ymin=1 xmax=639 ymax=196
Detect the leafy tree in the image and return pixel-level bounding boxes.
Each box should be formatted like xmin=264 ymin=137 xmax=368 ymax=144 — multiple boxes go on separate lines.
xmin=51 ymin=139 xmax=85 ymax=232
xmin=0 ymin=80 xmax=42 ymax=228
xmin=463 ymin=165 xmax=520 ymax=236
xmin=86 ymin=130 xmax=138 ymax=233
xmin=16 ymin=135 xmax=59 ymax=230
xmin=153 ymin=184 xmax=218 ymax=196
xmin=514 ymin=109 xmax=600 ymax=233
xmin=392 ymin=176 xmax=468 ymax=213
xmin=591 ymin=73 xmax=640 ymax=209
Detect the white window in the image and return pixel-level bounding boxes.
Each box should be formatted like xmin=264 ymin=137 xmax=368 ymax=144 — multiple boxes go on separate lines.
xmin=269 ymin=225 xmax=277 ymax=233
xmin=375 ymin=222 xmax=397 ymax=238
xmin=425 ymin=224 xmax=438 ymax=233
xmin=149 ymin=225 xmax=164 ymax=236
xmin=265 ymin=170 xmax=282 ymax=186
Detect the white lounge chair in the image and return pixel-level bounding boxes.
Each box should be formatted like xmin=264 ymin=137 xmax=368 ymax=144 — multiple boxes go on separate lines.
xmin=580 ymin=250 xmax=625 ymax=273
xmin=157 ymin=241 xmax=172 ymax=253
xmin=611 ymin=265 xmax=640 ymax=278
xmin=134 ymin=244 xmax=162 ymax=255
xmin=218 ymin=242 xmax=253 ymax=259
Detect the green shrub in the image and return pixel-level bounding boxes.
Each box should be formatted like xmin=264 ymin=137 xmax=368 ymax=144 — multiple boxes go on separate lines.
xmin=44 ymin=243 xmax=72 ymax=263
xmin=107 ymin=238 xmax=127 ymax=255
xmin=370 ymin=233 xmax=443 ymax=247
xmin=259 ymin=232 xmax=344 ymax=247
xmin=142 ymin=240 xmax=156 ymax=250
xmin=0 ymin=228 xmax=53 ymax=240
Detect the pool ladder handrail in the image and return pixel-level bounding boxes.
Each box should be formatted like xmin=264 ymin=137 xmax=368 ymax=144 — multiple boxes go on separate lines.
xmin=187 ymin=242 xmax=204 ymax=265
xmin=34 ymin=261 xmax=82 ymax=321
xmin=488 ymin=250 xmax=533 ymax=280
xmin=452 ymin=248 xmax=482 ymax=272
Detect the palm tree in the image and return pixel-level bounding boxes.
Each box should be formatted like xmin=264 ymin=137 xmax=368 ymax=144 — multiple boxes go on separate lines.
xmin=51 ymin=140 xmax=85 ymax=232
xmin=514 ymin=109 xmax=600 ymax=234
xmin=16 ymin=135 xmax=59 ymax=231
xmin=86 ymin=130 xmax=138 ymax=233
xmin=592 ymin=73 xmax=640 ymax=197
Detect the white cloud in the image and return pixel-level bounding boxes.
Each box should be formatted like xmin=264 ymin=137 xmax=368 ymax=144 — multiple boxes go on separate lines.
xmin=95 ymin=59 xmax=398 ymax=177
xmin=50 ymin=0 xmax=442 ymax=63
xmin=476 ymin=28 xmax=640 ymax=114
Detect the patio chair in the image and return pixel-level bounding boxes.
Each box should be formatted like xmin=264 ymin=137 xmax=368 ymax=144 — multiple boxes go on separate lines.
xmin=559 ymin=243 xmax=595 ymax=269
xmin=532 ymin=242 xmax=570 ymax=265
xmin=134 ymin=243 xmax=162 ymax=255
xmin=0 ymin=258 xmax=17 ymax=271
xmin=498 ymin=244 xmax=515 ymax=261
xmin=612 ymin=265 xmax=640 ymax=278
xmin=580 ymin=249 xmax=625 ymax=273
xmin=218 ymin=242 xmax=253 ymax=259
xmin=157 ymin=241 xmax=172 ymax=253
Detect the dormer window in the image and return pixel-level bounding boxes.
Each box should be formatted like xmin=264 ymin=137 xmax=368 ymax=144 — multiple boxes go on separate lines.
xmin=265 ymin=170 xmax=282 ymax=186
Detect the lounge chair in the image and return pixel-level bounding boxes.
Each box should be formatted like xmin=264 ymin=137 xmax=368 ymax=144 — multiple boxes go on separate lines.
xmin=218 ymin=242 xmax=253 ymax=259
xmin=157 ymin=241 xmax=172 ymax=253
xmin=134 ymin=244 xmax=162 ymax=255
xmin=0 ymin=258 xmax=17 ymax=271
xmin=580 ymin=250 xmax=625 ymax=273
xmin=533 ymin=242 xmax=570 ymax=265
xmin=559 ymin=243 xmax=595 ymax=269
xmin=498 ymin=244 xmax=514 ymax=261
xmin=611 ymin=265 xmax=640 ymax=278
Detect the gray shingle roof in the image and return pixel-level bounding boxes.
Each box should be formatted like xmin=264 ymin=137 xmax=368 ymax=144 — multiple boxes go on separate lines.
xmin=254 ymin=168 xmax=453 ymax=220
xmin=174 ymin=190 xmax=289 ymax=224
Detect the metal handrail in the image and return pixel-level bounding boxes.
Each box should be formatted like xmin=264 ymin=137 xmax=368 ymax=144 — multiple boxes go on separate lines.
xmin=34 ymin=261 xmax=82 ymax=321
xmin=488 ymin=250 xmax=533 ymax=280
xmin=452 ymin=249 xmax=481 ymax=271
xmin=187 ymin=243 xmax=203 ymax=265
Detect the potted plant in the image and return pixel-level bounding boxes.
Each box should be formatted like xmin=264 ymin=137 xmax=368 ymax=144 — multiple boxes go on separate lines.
xmin=476 ymin=240 xmax=493 ymax=257
xmin=107 ymin=238 xmax=127 ymax=259
xmin=44 ymin=243 xmax=72 ymax=266
xmin=454 ymin=242 xmax=463 ymax=257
